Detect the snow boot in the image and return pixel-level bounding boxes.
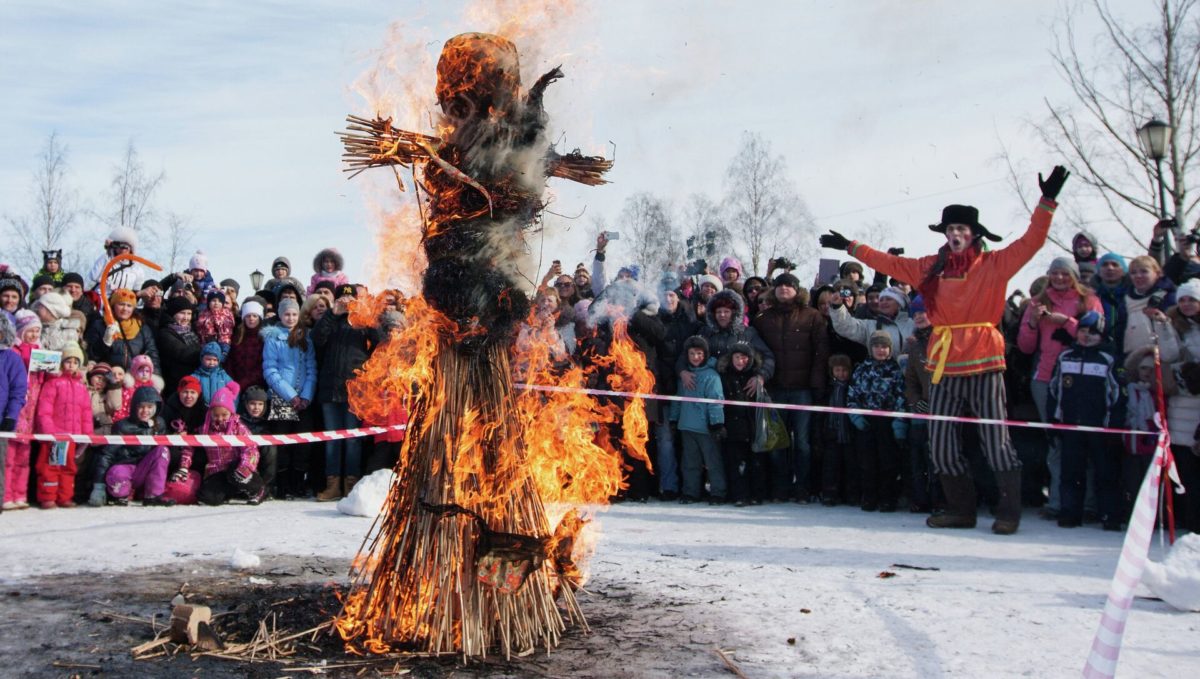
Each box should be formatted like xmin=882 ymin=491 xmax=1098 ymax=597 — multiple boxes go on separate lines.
xmin=142 ymin=495 xmax=177 ymax=507
xmin=926 ymin=474 xmax=977 ymax=529
xmin=991 ymin=469 xmax=1022 ymax=535
xmin=316 ymin=476 xmax=342 ymax=502
xmin=343 ymin=476 xmax=360 ymax=496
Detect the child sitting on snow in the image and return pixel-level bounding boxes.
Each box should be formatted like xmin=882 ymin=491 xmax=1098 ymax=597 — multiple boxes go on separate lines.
xmin=172 ymin=382 xmax=265 ymax=506
xmin=191 ymin=342 xmax=233 ymax=406
xmin=847 ymin=331 xmax=907 ymax=512
xmin=668 ymin=335 xmax=726 ymax=504
xmin=238 ymin=385 xmax=276 ymax=499
xmin=90 ymin=386 xmax=175 ymax=507
xmin=307 ymin=247 xmax=349 ymax=295
xmin=113 ymin=354 xmax=164 ymax=422
xmin=196 ymin=290 xmax=235 ymax=354
xmin=34 ymin=342 xmax=93 ymax=509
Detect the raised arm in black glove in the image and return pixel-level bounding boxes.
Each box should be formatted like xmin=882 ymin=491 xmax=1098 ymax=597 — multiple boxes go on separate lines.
xmin=1038 ymin=165 xmax=1070 ymax=202
xmin=819 ymin=230 xmax=852 ymax=251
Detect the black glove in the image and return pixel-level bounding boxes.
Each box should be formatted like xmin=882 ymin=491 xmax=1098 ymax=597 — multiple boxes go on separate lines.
xmin=0 ymin=417 xmax=14 ymax=432
xmin=1038 ymin=165 xmax=1070 ymax=201
xmin=1051 ymin=327 xmax=1074 ymax=345
xmin=913 ymin=400 xmax=929 ymax=414
xmin=709 ymin=424 xmax=727 ymax=441
xmin=819 ymin=230 xmax=852 ymax=251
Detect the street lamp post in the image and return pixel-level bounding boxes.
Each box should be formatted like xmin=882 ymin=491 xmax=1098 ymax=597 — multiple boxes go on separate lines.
xmin=249 ymin=269 xmax=264 ymax=292
xmin=1137 ymin=118 xmax=1172 ymax=218
xmin=1137 ymin=118 xmax=1174 ymax=254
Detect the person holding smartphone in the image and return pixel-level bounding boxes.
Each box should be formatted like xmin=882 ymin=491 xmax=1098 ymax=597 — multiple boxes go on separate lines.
xmin=309 ymin=284 xmax=384 ymax=502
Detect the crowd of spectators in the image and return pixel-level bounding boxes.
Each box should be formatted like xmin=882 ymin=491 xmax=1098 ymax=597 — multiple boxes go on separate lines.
xmin=1 ymin=218 xmax=1198 ymax=540
xmin=0 ymin=228 xmax=402 ymax=510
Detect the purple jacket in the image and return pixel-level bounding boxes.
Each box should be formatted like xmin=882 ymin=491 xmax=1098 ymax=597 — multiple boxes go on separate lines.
xmin=0 ymin=348 xmax=28 ymax=422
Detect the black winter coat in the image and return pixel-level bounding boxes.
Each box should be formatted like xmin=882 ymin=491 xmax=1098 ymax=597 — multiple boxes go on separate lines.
xmin=628 ymin=310 xmax=667 ymax=421
xmin=157 ymin=325 xmax=202 ymax=396
xmin=310 ymin=310 xmax=383 ymax=403
xmin=85 ymin=316 xmax=161 ymax=373
xmin=657 ymin=302 xmax=698 ymax=395
xmin=718 ymin=353 xmax=759 ymax=443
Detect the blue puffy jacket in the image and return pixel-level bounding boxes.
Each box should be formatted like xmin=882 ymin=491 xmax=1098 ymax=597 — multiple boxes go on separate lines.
xmin=261 ymin=325 xmax=316 ymax=402
xmin=668 ymin=357 xmax=724 ymax=434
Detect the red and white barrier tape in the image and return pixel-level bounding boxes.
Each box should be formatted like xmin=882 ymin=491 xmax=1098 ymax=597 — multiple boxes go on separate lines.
xmin=515 ymin=383 xmax=1157 ymax=437
xmin=0 ymin=424 xmax=406 ymax=447
xmin=1083 ymin=418 xmax=1183 ymax=678
xmin=0 ymin=381 xmax=1156 ymax=446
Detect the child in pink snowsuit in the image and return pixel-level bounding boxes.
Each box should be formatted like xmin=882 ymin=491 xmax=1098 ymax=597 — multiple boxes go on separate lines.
xmin=0 ymin=314 xmax=30 ymax=512
xmin=34 ymin=342 xmax=93 ymax=508
xmin=4 ymin=310 xmax=45 ymax=510
xmin=174 ymin=382 xmax=265 ymax=506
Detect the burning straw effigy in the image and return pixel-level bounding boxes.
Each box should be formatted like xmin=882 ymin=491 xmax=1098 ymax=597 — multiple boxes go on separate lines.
xmin=332 ymin=32 xmax=648 ymax=659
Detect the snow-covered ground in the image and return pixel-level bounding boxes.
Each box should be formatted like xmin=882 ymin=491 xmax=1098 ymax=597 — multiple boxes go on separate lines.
xmin=0 ymin=500 xmax=1195 ymax=678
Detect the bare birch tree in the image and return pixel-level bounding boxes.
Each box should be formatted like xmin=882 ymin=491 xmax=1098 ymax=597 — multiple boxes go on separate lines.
xmin=618 ymin=192 xmax=681 ymax=279
xmin=679 ymin=193 xmax=730 ymax=265
xmin=722 ymin=131 xmax=816 ymax=275
xmin=1037 ymin=0 xmax=1200 ymax=249
xmin=160 ymin=212 xmax=196 ymax=274
xmin=102 ymin=140 xmax=165 ymax=244
xmin=4 ymin=132 xmax=83 ymax=274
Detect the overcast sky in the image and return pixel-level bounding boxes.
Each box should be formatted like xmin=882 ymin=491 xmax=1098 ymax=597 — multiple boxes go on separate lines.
xmin=1 ymin=0 xmax=1149 ymax=295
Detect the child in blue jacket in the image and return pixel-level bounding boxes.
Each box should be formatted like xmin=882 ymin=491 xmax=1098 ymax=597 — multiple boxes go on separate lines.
xmin=669 ymin=336 xmax=725 ymax=504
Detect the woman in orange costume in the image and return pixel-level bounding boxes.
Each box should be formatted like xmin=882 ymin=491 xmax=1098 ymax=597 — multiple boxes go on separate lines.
xmin=820 ymin=165 xmax=1069 ymax=535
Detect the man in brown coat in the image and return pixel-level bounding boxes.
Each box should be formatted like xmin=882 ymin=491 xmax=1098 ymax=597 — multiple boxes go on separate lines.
xmin=752 ymin=272 xmax=831 ymax=502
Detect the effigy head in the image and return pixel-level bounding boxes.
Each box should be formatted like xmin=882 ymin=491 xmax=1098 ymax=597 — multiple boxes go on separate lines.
xmin=436 ymin=33 xmax=522 ymax=126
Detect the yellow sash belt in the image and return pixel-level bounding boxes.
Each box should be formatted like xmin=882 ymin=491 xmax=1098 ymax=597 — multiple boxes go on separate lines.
xmin=929 ymin=323 xmax=993 ymax=385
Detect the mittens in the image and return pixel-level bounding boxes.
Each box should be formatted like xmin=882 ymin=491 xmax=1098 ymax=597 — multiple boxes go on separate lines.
xmin=88 ymin=483 xmax=107 ymax=507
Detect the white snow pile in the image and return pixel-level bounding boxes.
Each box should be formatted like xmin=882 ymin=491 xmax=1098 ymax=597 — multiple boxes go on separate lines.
xmin=229 ymin=547 xmax=261 ymax=571
xmin=337 ymin=469 xmax=396 ymax=517
xmin=1142 ymin=532 xmax=1200 ymax=612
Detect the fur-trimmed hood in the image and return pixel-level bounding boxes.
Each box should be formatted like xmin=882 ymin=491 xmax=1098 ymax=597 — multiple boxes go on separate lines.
xmin=260 ymin=324 xmax=291 ymax=342
xmin=123 ymin=371 xmax=165 ymax=394
xmin=704 ymin=289 xmax=747 ymax=332
xmin=312 ymin=248 xmax=345 ymax=274
xmin=0 ymin=313 xmax=16 ymax=350
xmin=717 ymin=341 xmax=762 ymax=374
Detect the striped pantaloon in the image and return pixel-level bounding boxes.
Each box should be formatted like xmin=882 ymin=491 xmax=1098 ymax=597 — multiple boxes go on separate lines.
xmin=929 ymin=370 xmax=1020 ymax=476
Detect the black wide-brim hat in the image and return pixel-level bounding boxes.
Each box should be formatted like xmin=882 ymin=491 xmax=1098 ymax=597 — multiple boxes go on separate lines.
xmin=928 ymin=204 xmax=1002 ymax=242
